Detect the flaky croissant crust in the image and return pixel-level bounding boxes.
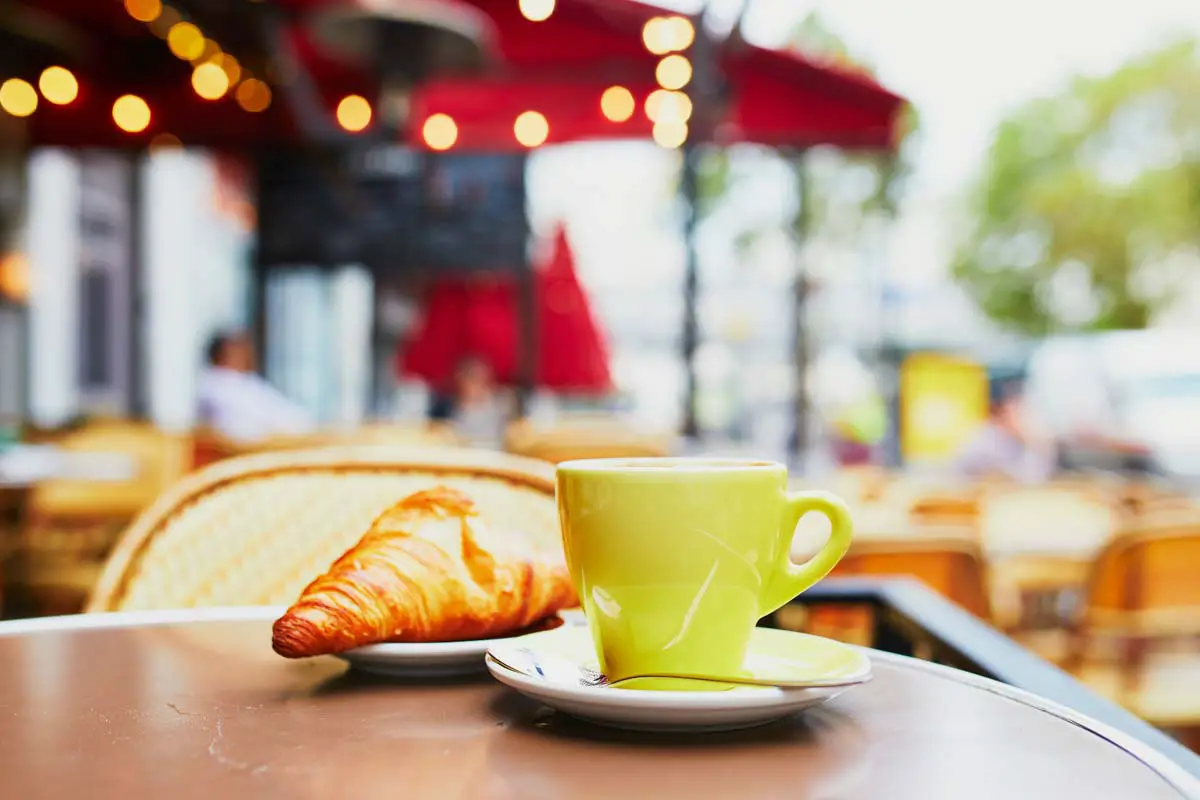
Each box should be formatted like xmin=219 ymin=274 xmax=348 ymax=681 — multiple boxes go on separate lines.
xmin=272 ymin=486 xmax=577 ymax=658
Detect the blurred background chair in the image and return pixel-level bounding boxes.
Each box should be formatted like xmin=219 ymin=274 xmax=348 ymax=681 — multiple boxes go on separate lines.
xmin=190 ymin=422 xmax=461 ymax=470
xmin=13 ymin=420 xmax=190 ymax=616
xmin=87 ymin=446 xmax=557 ymax=612
xmin=503 ymin=417 xmax=673 ymax=464
xmin=1065 ymin=511 xmax=1200 ymax=733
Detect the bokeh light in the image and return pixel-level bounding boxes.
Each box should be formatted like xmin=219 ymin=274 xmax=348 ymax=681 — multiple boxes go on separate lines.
xmin=167 ymin=22 xmax=205 ymax=61
xmin=518 ymin=0 xmax=555 ymax=21
xmin=214 ymin=54 xmax=241 ymax=86
xmin=336 ymin=95 xmax=372 ymax=132
xmin=235 ymin=78 xmax=272 ymax=113
xmin=514 ymin=111 xmax=549 ymax=147
xmin=601 ymin=86 xmax=635 ymax=123
xmin=124 ymin=0 xmax=162 ymax=23
xmin=38 ymin=67 xmax=78 ymax=106
xmin=656 ymin=55 xmax=693 ymax=90
xmin=0 ymin=79 xmax=37 ymax=118
xmin=191 ymin=62 xmax=230 ymax=100
xmin=652 ymin=120 xmax=688 ymax=149
xmin=422 ymin=114 xmax=458 ymax=151
xmin=643 ymin=16 xmax=695 ymax=55
xmin=645 ymin=89 xmax=692 ymax=123
xmin=149 ymin=133 xmax=182 ymax=152
xmin=113 ymin=94 xmax=152 ymax=133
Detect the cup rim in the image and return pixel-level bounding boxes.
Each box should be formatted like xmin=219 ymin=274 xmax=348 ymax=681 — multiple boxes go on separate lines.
xmin=556 ymin=457 xmax=786 ymax=473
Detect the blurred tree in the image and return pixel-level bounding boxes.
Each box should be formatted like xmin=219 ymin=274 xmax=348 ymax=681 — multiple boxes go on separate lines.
xmin=953 ymin=38 xmax=1200 ymax=335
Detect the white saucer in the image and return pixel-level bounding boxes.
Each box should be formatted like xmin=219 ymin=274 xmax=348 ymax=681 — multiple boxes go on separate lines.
xmin=485 ymin=626 xmax=871 ymax=732
xmin=337 ymin=610 xmax=588 ymax=677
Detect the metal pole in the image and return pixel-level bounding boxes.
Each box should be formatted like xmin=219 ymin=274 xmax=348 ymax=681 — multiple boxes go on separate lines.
xmin=788 ymin=149 xmax=812 ymax=466
xmin=515 ymin=159 xmax=535 ymax=420
xmin=127 ymin=150 xmax=146 ymax=418
xmin=680 ymin=141 xmax=701 ymax=439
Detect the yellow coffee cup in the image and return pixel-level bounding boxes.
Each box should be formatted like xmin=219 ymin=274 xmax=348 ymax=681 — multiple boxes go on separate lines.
xmin=556 ymin=458 xmax=853 ymax=686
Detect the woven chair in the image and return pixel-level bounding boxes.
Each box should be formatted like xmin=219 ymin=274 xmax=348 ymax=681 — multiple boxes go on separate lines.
xmin=87 ymin=446 xmax=559 ymax=612
xmin=16 ymin=422 xmax=190 ymax=615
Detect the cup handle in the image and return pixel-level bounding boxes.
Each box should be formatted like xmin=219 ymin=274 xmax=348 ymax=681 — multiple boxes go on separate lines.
xmin=759 ymin=491 xmax=854 ymax=617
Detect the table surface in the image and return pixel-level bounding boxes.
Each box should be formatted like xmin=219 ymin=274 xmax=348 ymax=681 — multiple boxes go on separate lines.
xmin=0 ymin=609 xmax=1195 ymax=800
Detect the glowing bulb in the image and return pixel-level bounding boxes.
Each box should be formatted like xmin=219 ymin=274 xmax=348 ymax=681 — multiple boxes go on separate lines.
xmin=214 ymin=54 xmax=241 ymax=85
xmin=148 ymin=5 xmax=180 ymax=38
xmin=113 ymin=94 xmax=151 ymax=133
xmin=149 ymin=133 xmax=182 ymax=151
xmin=38 ymin=67 xmax=78 ymax=106
xmin=600 ymin=86 xmax=635 ymax=123
xmin=422 ymin=114 xmax=458 ymax=151
xmin=336 ymin=95 xmax=372 ymax=132
xmin=514 ymin=111 xmax=549 ymax=148
xmin=656 ymin=55 xmax=692 ymax=90
xmin=645 ymin=89 xmax=692 ymax=123
xmin=652 ymin=120 xmax=688 ymax=149
xmin=235 ymin=78 xmax=271 ymax=113
xmin=167 ymin=22 xmax=205 ymax=61
xmin=124 ymin=0 xmax=162 ymax=22
xmin=644 ymin=16 xmax=695 ymax=54
xmin=191 ymin=39 xmax=221 ymax=66
xmin=0 ymin=79 xmax=37 ymax=118
xmin=519 ymin=0 xmax=555 ymax=21
xmin=191 ymin=62 xmax=229 ymax=100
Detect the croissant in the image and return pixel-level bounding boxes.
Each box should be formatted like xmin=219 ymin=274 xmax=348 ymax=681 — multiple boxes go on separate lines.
xmin=272 ymin=486 xmax=577 ymax=658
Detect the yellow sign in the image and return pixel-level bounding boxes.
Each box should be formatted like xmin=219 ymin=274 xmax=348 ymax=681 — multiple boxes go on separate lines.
xmin=900 ymin=353 xmax=988 ymax=462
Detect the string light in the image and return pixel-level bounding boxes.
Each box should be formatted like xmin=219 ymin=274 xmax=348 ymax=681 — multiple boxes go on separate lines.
xmin=422 ymin=114 xmax=458 ymax=151
xmin=514 ymin=110 xmax=549 ymax=147
xmin=0 ymin=79 xmax=37 ymax=118
xmin=191 ymin=39 xmax=221 ymax=66
xmin=38 ymin=67 xmax=78 ymax=106
xmin=235 ymin=78 xmax=271 ymax=112
xmin=148 ymin=5 xmax=181 ymax=38
xmin=113 ymin=94 xmax=151 ymax=133
xmin=656 ymin=55 xmax=692 ymax=90
xmin=336 ymin=95 xmax=372 ymax=132
xmin=643 ymin=16 xmax=694 ymax=55
xmin=518 ymin=0 xmax=555 ymax=21
xmin=124 ymin=0 xmax=162 ymax=23
xmin=652 ymin=120 xmax=688 ymax=149
xmin=600 ymin=86 xmax=635 ymax=123
xmin=645 ymin=89 xmax=692 ymax=123
xmin=214 ymin=54 xmax=241 ymax=86
xmin=167 ymin=22 xmax=205 ymax=60
xmin=191 ymin=62 xmax=229 ymax=100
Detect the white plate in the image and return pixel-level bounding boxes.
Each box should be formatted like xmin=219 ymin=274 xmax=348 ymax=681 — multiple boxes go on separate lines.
xmin=336 ymin=610 xmax=588 ymax=678
xmin=485 ymin=626 xmax=871 ymax=732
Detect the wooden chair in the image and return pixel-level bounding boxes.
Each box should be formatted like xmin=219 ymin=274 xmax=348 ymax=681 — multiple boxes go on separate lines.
xmin=504 ymin=418 xmax=673 ymax=465
xmin=1065 ymin=512 xmax=1200 ymax=725
xmin=191 ymin=423 xmax=461 ymax=470
xmin=87 ymin=446 xmax=558 ymax=612
xmin=831 ymin=537 xmax=993 ymax=620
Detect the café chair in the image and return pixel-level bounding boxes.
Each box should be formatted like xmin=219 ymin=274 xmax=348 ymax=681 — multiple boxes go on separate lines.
xmin=1064 ymin=512 xmax=1200 ymax=727
xmin=503 ymin=418 xmax=673 ymax=465
xmin=191 ymin=423 xmax=461 ymax=470
xmin=17 ymin=421 xmax=190 ymax=615
xmin=87 ymin=446 xmax=558 ymax=612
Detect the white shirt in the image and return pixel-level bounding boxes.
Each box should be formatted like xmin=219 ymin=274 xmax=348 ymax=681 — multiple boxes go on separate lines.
xmin=197 ymin=367 xmax=315 ymax=443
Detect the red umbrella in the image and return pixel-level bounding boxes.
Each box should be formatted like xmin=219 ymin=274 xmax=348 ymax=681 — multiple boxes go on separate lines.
xmin=537 ymin=224 xmax=612 ymax=392
xmin=399 ymin=223 xmax=612 ymax=394
xmin=14 ymin=0 xmax=905 ymax=151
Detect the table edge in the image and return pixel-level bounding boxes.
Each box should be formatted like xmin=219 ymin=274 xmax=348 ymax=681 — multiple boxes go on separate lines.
xmin=1 ymin=608 xmax=1196 ymax=798
xmin=871 ymin=651 xmax=1200 ymax=799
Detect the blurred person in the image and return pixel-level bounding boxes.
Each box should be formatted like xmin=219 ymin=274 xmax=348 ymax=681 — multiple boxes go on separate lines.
xmin=197 ymin=331 xmax=315 ymax=443
xmin=429 ymin=355 xmax=506 ymax=446
xmin=954 ymin=377 xmax=1056 ymax=483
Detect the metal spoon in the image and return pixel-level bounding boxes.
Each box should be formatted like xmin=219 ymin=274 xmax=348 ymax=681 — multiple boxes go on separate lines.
xmin=486 ymin=645 xmax=866 ymax=690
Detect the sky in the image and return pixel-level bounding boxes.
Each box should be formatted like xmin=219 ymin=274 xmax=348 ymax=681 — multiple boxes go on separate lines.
xmin=548 ymin=0 xmax=1200 ymax=286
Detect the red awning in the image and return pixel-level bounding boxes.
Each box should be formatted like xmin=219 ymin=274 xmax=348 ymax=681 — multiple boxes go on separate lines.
xmin=399 ymin=223 xmax=612 ymax=393
xmin=13 ymin=0 xmax=906 ymax=151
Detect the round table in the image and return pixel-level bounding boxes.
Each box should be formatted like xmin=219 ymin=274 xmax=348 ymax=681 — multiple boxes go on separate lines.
xmin=0 ymin=609 xmax=1195 ymax=800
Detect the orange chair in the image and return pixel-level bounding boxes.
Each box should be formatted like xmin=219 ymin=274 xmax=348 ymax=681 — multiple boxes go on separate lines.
xmin=1065 ymin=512 xmax=1200 ymax=720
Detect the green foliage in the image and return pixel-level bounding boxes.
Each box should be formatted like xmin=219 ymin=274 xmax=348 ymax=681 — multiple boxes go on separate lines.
xmin=953 ymin=38 xmax=1200 ymax=334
